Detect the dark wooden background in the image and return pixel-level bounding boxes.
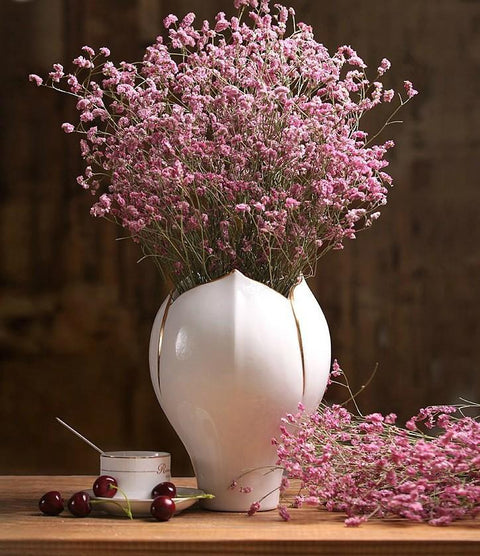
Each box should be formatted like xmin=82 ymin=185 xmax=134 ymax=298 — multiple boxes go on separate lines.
xmin=1 ymin=0 xmax=479 ymax=476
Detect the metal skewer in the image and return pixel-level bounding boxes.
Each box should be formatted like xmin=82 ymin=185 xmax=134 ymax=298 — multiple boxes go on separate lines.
xmin=56 ymin=417 xmax=104 ymax=454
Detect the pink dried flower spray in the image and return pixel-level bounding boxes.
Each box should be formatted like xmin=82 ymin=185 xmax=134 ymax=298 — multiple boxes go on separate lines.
xmin=274 ymin=364 xmax=480 ymax=526
xmin=30 ymin=0 xmax=416 ymax=296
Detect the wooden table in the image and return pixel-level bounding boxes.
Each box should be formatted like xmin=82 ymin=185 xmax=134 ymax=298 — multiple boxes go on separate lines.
xmin=0 ymin=476 xmax=479 ymax=555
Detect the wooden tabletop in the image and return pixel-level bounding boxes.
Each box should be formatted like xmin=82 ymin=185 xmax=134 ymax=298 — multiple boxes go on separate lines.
xmin=0 ymin=476 xmax=479 ymax=555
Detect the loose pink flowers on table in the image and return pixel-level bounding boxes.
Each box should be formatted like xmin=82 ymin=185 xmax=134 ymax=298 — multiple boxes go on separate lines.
xmin=271 ymin=363 xmax=480 ymax=526
xmin=30 ymin=0 xmax=416 ymax=295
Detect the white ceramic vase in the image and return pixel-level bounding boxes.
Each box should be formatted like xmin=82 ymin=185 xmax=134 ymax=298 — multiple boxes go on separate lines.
xmin=149 ymin=270 xmax=330 ymax=511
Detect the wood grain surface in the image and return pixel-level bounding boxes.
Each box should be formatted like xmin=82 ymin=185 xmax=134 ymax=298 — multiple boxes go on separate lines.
xmin=1 ymin=0 xmax=479 ymax=477
xmin=0 ymin=476 xmax=479 ymax=555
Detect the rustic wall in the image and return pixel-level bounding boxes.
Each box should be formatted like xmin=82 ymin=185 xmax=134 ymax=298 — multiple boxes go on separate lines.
xmin=1 ymin=0 xmax=479 ymax=475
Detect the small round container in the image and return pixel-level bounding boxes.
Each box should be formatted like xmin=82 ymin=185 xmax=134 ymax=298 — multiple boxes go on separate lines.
xmin=100 ymin=451 xmax=171 ymax=499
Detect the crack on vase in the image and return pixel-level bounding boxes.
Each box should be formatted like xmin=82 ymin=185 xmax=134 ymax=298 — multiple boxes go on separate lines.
xmin=288 ymin=290 xmax=306 ymax=398
xmin=157 ymin=292 xmax=174 ymax=398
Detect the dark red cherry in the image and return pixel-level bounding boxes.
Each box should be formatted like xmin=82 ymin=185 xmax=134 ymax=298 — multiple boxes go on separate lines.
xmin=39 ymin=491 xmax=64 ymax=515
xmin=152 ymin=481 xmax=176 ymax=499
xmin=93 ymin=475 xmax=118 ymax=498
xmin=67 ymin=491 xmax=92 ymax=517
xmin=150 ymin=495 xmax=175 ymax=521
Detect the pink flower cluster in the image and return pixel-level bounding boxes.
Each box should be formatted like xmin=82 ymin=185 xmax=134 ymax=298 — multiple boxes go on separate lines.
xmin=31 ymin=0 xmax=415 ymax=295
xmin=274 ymin=367 xmax=480 ymax=526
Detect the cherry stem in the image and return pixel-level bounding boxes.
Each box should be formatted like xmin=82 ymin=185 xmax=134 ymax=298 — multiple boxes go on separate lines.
xmin=175 ymin=493 xmax=215 ymax=500
xmin=90 ymin=498 xmax=132 ymax=518
xmin=108 ymin=484 xmax=133 ymax=519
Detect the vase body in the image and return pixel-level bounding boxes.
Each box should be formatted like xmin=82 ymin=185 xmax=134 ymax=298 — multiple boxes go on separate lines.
xmin=149 ymin=270 xmax=330 ymax=511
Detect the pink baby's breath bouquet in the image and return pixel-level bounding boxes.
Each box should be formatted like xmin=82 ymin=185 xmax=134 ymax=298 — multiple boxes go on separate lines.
xmin=30 ymin=0 xmax=416 ymax=296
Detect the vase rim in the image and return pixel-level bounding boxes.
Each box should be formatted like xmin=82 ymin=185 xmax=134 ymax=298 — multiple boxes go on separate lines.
xmin=169 ymin=269 xmax=305 ymax=304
